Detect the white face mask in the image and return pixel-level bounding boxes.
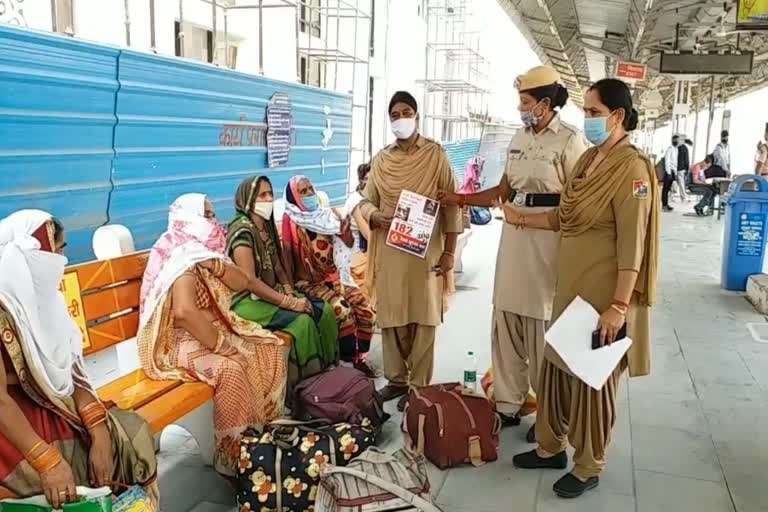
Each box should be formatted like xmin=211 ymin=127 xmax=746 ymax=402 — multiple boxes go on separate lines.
xmin=391 ymin=118 xmax=417 ymax=140
xmin=252 ymin=201 xmax=273 ymax=220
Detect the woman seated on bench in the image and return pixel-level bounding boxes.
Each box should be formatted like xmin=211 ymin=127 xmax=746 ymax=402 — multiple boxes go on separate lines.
xmin=226 ymin=176 xmax=338 ymax=389
xmin=0 ymin=211 xmax=156 ymax=508
xmin=138 ymin=194 xmax=288 ymax=476
xmin=282 ymin=176 xmax=377 ymax=376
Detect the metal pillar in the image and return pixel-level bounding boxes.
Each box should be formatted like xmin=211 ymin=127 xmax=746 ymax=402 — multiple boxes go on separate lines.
xmin=212 ymin=0 xmax=218 ymax=61
xmin=258 ymin=0 xmax=265 ymax=74
xmin=149 ymin=0 xmax=157 ymax=50
xmin=705 ymin=75 xmax=716 ymax=155
xmin=124 ymin=0 xmax=132 ymax=47
xmin=224 ymin=9 xmax=229 ymax=66
xmin=178 ymin=0 xmax=185 ymax=57
xmin=692 ymin=81 xmax=700 ymax=161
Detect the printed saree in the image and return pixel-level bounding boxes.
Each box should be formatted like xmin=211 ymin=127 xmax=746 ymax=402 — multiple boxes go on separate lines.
xmin=0 ymin=309 xmax=158 ymax=504
xmin=138 ymin=266 xmax=289 ymax=476
xmin=291 ymin=230 xmax=375 ymax=364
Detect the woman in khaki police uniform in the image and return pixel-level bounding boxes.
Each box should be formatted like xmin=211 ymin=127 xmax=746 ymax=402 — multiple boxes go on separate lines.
xmin=439 ymin=66 xmax=587 ymax=442
xmin=506 ymin=78 xmax=659 ymax=499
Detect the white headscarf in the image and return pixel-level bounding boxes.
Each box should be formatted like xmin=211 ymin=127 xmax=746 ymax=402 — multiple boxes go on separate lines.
xmin=138 ymin=194 xmax=228 ymax=328
xmin=0 ymin=210 xmax=86 ymax=398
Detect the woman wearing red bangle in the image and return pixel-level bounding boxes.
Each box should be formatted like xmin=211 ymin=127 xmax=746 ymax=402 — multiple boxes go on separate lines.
xmin=0 ymin=211 xmax=156 ymax=508
xmin=440 ymin=66 xmax=586 ymax=441
xmin=507 ymin=79 xmax=660 ymax=499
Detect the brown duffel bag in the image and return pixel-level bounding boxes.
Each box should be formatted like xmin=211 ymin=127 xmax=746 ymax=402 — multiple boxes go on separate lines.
xmin=403 ymin=383 xmax=501 ymax=470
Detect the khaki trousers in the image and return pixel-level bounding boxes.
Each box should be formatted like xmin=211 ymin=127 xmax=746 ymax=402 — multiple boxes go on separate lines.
xmin=535 ymin=357 xmax=626 ymax=479
xmin=491 ymin=309 xmax=546 ymax=415
xmin=382 ymin=324 xmax=436 ymax=387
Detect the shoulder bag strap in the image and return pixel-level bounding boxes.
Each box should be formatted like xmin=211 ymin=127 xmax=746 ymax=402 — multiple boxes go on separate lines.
xmin=321 ymin=465 xmax=443 ymax=512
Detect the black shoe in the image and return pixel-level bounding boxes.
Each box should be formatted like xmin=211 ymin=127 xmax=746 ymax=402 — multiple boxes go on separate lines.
xmin=526 ymin=425 xmax=536 ymax=443
xmin=499 ymin=413 xmax=521 ymax=427
xmin=694 ymin=206 xmax=704 ymax=216
xmin=379 ymin=384 xmax=408 ymax=402
xmin=354 ymin=360 xmax=383 ymax=379
xmin=553 ymin=473 xmax=599 ymax=499
xmin=512 ymin=449 xmax=567 ymax=470
xmin=663 ymin=206 xmax=674 ymax=212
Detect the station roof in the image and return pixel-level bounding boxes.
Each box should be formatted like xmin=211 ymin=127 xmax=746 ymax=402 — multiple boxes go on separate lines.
xmin=497 ymin=0 xmax=768 ymax=118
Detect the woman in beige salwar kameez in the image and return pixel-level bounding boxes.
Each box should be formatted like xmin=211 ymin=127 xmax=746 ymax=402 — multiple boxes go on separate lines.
xmin=506 ymin=79 xmax=660 ymax=499
xmin=138 ymin=194 xmax=289 ymax=476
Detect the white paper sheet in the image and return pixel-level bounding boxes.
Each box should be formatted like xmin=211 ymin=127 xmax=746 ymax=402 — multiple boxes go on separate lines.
xmin=544 ymin=296 xmax=633 ymax=391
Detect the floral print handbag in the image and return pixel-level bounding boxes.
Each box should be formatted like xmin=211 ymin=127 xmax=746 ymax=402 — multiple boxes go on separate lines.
xmin=236 ymin=419 xmax=377 ymax=512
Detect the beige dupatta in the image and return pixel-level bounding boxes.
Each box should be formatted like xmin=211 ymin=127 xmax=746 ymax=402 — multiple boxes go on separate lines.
xmin=559 ymin=144 xmax=660 ymax=306
xmin=362 ymin=136 xmax=458 ymax=304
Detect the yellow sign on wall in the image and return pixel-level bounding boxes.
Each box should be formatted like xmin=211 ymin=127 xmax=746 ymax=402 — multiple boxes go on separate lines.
xmin=59 ymin=271 xmax=92 ymax=351
xmin=738 ymin=0 xmax=768 ymax=26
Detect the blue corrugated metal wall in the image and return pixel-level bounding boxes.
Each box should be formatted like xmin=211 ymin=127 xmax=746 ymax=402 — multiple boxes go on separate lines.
xmin=444 ymin=138 xmax=481 ymax=185
xmin=0 ymin=26 xmax=119 ymax=262
xmin=0 ymin=25 xmax=352 ymax=262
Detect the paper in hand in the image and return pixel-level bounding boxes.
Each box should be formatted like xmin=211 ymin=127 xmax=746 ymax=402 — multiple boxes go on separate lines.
xmin=544 ymin=296 xmax=632 ymax=391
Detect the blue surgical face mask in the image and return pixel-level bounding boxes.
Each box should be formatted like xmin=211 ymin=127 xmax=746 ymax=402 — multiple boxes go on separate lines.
xmin=584 ymin=116 xmax=612 ymax=146
xmin=302 ymin=194 xmax=319 ymax=212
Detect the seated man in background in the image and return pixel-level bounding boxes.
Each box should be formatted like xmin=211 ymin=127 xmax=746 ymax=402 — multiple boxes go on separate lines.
xmin=691 ymin=154 xmax=728 ymax=216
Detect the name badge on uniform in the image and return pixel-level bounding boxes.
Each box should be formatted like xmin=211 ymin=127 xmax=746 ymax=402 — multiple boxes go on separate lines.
xmin=632 ymin=180 xmax=649 ymax=199
xmin=509 ymin=149 xmax=522 ymax=155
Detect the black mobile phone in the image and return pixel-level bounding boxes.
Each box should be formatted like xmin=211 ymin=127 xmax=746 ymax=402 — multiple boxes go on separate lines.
xmin=592 ymin=323 xmax=627 ymax=350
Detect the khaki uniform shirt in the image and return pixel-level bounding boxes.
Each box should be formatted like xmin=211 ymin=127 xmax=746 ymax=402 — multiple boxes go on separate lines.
xmin=756 ymin=142 xmax=768 ymax=175
xmin=494 ymin=115 xmax=587 ymax=320
xmin=545 ymin=155 xmax=654 ymax=377
xmin=362 ymin=137 xmax=463 ymax=329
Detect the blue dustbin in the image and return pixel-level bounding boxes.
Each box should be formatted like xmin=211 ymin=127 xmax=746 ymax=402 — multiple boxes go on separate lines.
xmin=721 ymin=176 xmax=768 ymax=291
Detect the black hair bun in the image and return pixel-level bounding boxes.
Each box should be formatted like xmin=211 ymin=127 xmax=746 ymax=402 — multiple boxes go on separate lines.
xmin=626 ymin=108 xmax=639 ymax=131
xmin=554 ymin=85 xmax=569 ymax=109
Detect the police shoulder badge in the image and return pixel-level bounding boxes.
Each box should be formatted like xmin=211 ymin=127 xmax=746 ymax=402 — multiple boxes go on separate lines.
xmin=632 ymin=180 xmax=649 ymax=199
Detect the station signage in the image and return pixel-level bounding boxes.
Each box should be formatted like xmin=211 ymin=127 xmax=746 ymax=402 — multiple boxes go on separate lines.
xmin=615 ymin=62 xmax=647 ymax=82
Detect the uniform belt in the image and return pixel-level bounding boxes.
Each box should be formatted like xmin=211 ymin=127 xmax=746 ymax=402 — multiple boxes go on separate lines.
xmin=508 ymin=190 xmax=561 ymax=208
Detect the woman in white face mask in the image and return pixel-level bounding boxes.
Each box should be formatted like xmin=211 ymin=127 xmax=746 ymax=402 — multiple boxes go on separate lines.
xmin=226 ymin=176 xmax=340 ymax=391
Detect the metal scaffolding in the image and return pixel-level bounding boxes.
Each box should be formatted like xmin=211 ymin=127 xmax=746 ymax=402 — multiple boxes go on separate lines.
xmin=296 ymin=0 xmax=372 ymax=167
xmin=219 ymin=0 xmax=372 ymax=170
xmin=419 ymin=0 xmax=488 ymax=143
xmin=53 ymin=0 xmax=372 ymax=178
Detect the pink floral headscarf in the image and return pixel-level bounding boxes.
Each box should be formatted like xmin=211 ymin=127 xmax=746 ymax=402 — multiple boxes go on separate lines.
xmin=139 ymin=194 xmax=227 ymax=325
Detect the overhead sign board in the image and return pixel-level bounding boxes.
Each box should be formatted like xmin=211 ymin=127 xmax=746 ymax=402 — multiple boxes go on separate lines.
xmin=659 ymin=52 xmax=754 ymax=75
xmin=737 ymin=0 xmax=768 ymax=29
xmin=615 ymin=62 xmax=647 ymax=82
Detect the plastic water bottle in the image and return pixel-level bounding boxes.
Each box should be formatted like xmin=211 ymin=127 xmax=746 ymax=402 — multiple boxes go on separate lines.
xmin=463 ymin=351 xmax=478 ymax=391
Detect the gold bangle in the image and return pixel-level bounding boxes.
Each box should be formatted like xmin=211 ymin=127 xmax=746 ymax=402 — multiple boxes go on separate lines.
xmin=79 ymin=402 xmax=107 ymax=429
xmin=212 ymin=259 xmax=226 ymax=278
xmin=212 ymin=331 xmax=225 ymax=353
xmin=26 ymin=440 xmax=46 ymax=459
xmin=610 ymin=304 xmax=628 ymax=315
xmin=29 ymin=446 xmax=64 ymax=475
